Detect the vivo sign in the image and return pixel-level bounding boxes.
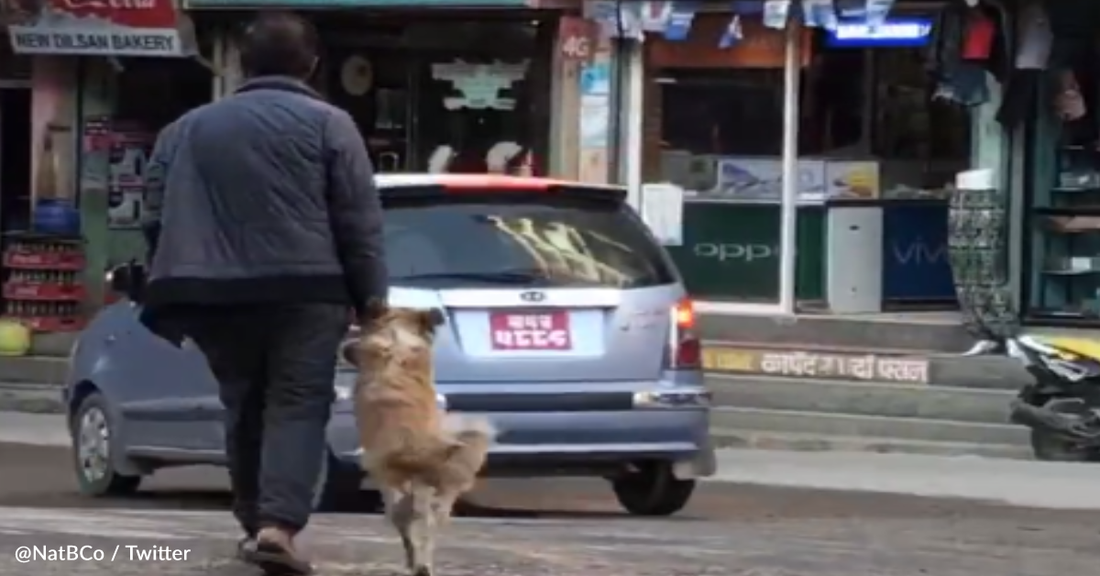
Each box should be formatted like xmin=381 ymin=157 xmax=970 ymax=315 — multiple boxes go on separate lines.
xmin=826 ymin=18 xmax=934 ymax=48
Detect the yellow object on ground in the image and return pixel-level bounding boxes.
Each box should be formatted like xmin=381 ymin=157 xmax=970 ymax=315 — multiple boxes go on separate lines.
xmin=0 ymin=320 xmax=30 ymax=357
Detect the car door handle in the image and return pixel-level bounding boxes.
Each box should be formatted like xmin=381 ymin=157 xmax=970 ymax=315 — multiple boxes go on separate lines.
xmin=104 ymin=335 xmax=117 ymax=345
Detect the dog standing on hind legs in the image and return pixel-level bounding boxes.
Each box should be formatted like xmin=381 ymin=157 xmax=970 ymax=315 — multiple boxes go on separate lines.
xmin=352 ymin=307 xmax=496 ymax=576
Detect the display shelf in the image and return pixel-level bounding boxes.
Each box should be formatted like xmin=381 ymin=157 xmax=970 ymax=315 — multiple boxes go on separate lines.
xmin=1051 ymin=187 xmax=1100 ymax=193
xmin=2 ymin=315 xmax=86 ymax=332
xmin=3 ymin=282 xmax=86 ymax=301
xmin=3 ymin=250 xmax=85 ymax=271
xmin=1029 ymin=134 xmax=1100 ymax=318
xmin=0 ymin=233 xmax=88 ymax=333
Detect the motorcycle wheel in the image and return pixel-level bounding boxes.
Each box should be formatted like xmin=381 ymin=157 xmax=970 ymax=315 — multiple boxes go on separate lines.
xmin=1030 ymin=429 xmax=1091 ymax=462
xmin=1030 ymin=399 xmax=1096 ymax=462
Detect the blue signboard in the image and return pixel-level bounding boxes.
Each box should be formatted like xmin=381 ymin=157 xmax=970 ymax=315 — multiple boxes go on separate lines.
xmin=881 ymin=204 xmax=956 ymax=302
xmin=825 ymin=17 xmax=933 ymax=48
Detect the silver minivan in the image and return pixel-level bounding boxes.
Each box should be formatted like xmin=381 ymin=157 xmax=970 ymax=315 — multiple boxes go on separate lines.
xmin=66 ymin=174 xmax=714 ymax=516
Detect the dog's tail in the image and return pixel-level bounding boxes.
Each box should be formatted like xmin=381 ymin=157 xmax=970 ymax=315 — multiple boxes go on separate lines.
xmin=439 ymin=413 xmax=497 ymax=481
xmin=377 ymin=416 xmax=496 ymax=477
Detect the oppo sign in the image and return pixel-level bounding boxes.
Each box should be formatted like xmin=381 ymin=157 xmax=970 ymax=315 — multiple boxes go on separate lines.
xmin=693 ymin=243 xmax=778 ymax=262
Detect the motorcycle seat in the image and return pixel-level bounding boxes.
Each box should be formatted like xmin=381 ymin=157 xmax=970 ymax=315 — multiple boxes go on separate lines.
xmin=1039 ymin=337 xmax=1100 ymax=362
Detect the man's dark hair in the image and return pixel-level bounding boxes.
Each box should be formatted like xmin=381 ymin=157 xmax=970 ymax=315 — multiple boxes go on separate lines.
xmin=240 ymin=11 xmax=318 ymax=79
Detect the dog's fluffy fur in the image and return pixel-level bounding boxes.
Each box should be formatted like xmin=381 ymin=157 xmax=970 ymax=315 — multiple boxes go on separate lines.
xmin=353 ymin=308 xmax=496 ymax=576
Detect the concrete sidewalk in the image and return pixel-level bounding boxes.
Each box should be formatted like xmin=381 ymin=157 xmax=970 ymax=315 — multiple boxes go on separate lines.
xmin=9 ymin=411 xmax=1100 ymax=510
xmin=2 ymin=505 xmax=1099 ymax=576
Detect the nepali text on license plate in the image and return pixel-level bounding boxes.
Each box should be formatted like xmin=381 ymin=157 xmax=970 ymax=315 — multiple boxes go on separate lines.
xmin=489 ymin=311 xmax=572 ymax=351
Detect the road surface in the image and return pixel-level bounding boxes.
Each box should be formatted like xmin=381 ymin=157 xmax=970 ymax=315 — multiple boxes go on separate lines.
xmin=2 ymin=442 xmax=1100 ymax=576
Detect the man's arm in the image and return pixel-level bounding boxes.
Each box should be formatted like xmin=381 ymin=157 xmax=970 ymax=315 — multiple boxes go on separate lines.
xmin=324 ymin=109 xmax=388 ymax=319
xmin=140 ymin=122 xmax=177 ymax=265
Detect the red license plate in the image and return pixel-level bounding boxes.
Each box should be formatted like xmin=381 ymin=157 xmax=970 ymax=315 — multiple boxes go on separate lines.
xmin=489 ymin=311 xmax=572 ymax=351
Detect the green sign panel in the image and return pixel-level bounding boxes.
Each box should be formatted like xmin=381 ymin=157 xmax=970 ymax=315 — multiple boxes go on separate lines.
xmin=666 ymin=202 xmax=825 ymax=302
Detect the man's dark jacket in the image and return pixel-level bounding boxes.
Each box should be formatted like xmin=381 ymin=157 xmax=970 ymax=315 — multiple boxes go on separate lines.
xmin=140 ymin=76 xmax=386 ymax=317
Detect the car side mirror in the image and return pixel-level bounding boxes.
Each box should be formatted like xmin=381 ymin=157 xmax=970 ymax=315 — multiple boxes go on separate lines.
xmin=107 ymin=261 xmax=147 ymax=303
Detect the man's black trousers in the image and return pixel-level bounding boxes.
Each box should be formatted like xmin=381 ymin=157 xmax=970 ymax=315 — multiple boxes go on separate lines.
xmin=175 ymin=303 xmax=348 ymax=534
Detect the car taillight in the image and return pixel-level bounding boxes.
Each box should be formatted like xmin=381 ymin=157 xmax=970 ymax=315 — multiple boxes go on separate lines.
xmin=667 ymin=298 xmax=701 ymax=369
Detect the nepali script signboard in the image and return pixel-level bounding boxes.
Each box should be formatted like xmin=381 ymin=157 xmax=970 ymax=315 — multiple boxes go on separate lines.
xmin=702 ymin=347 xmax=930 ymax=384
xmin=6 ymin=0 xmax=189 ymax=57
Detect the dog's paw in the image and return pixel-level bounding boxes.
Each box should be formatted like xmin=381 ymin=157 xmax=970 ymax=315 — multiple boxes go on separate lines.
xmin=412 ymin=564 xmax=434 ymax=576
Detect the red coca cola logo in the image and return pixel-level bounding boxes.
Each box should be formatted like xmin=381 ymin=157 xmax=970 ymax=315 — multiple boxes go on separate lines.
xmin=49 ymin=0 xmax=174 ymax=28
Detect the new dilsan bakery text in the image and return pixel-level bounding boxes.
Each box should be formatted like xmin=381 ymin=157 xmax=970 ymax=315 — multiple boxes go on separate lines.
xmin=7 ymin=0 xmax=189 ymax=58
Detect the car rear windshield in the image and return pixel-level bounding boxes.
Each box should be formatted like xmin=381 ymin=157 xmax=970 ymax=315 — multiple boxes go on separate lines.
xmin=383 ymin=190 xmax=676 ymax=289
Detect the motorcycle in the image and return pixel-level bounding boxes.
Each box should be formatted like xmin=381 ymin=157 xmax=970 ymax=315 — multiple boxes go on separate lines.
xmin=996 ymin=334 xmax=1100 ymax=461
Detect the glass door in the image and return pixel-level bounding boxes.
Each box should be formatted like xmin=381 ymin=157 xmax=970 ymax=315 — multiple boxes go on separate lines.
xmin=407 ymin=19 xmax=551 ymax=175
xmin=325 ymin=45 xmax=413 ymax=172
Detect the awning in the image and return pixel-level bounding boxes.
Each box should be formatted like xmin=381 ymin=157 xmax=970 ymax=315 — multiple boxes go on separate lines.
xmin=185 ymin=0 xmax=527 ymax=8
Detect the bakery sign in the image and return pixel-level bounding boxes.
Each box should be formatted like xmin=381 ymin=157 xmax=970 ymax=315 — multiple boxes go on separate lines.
xmin=4 ymin=0 xmax=191 ymax=57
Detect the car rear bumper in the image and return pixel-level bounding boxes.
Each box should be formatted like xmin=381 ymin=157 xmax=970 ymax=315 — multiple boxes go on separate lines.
xmin=326 ymin=396 xmax=714 ymax=479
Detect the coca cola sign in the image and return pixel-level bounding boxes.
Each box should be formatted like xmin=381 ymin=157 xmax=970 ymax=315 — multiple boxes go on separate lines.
xmin=5 ymin=0 xmax=188 ymax=56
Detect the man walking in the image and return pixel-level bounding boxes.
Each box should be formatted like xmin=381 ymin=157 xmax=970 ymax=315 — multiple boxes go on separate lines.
xmin=140 ymin=12 xmax=386 ymax=575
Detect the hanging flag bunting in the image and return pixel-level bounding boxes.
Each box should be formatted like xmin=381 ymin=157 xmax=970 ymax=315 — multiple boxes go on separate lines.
xmin=833 ymin=0 xmax=867 ymax=19
xmin=718 ymin=14 xmax=743 ymax=47
xmin=801 ymin=0 xmax=839 ymax=29
xmin=865 ymin=0 xmax=897 ymax=28
xmin=664 ymin=1 xmax=698 ymax=41
xmin=584 ymin=0 xmax=644 ymax=40
xmin=762 ymin=0 xmax=792 ymax=29
xmin=731 ymin=0 xmax=763 ymax=14
xmin=639 ymin=1 xmax=673 ymax=32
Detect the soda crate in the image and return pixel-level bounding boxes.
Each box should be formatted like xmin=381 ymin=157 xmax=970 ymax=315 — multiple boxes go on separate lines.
xmin=3 ymin=250 xmax=85 ymax=271
xmin=3 ymin=282 xmax=86 ymax=301
xmin=3 ymin=315 xmax=86 ymax=332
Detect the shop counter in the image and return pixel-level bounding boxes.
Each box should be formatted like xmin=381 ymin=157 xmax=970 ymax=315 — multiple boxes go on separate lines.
xmin=823 ymin=198 xmax=955 ymax=311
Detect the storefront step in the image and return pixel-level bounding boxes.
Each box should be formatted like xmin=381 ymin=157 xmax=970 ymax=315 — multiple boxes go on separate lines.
xmin=707 ymin=374 xmax=1015 ymax=425
xmin=698 ymin=311 xmax=972 ymax=354
xmin=710 ymin=428 xmax=1034 ymax=461
xmin=0 ymin=356 xmax=68 ymax=386
xmin=0 ymin=382 xmax=63 ymax=414
xmin=702 ymin=342 xmax=1030 ymax=391
xmin=711 ymin=406 xmax=1029 ymax=448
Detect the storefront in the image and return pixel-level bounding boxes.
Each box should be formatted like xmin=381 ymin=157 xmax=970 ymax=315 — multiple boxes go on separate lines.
xmin=0 ymin=0 xmax=200 ymax=332
xmin=588 ymin=0 xmax=1009 ymax=315
xmin=0 ymin=0 xmax=587 ymax=338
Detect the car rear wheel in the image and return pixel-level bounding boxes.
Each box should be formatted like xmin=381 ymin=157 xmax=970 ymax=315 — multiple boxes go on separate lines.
xmin=611 ymin=461 xmax=695 ymax=516
xmin=71 ymin=393 xmax=142 ymax=496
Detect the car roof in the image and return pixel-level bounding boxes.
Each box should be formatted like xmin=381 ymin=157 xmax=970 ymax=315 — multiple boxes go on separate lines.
xmin=374 ymin=173 xmax=626 ymax=194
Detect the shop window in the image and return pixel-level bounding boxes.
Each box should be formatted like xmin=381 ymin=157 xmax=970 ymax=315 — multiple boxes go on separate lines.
xmin=412 ymin=20 xmax=551 ymax=176
xmin=114 ymin=57 xmax=213 ymax=132
xmin=108 ymin=56 xmax=212 ymax=231
xmin=320 ymin=18 xmax=551 ymax=175
xmin=1025 ymin=62 xmax=1100 ymax=321
xmin=648 ymin=17 xmax=970 ymax=201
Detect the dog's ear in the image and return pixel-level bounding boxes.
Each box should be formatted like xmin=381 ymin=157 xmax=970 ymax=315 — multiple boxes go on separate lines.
xmin=418 ymin=308 xmax=446 ymax=333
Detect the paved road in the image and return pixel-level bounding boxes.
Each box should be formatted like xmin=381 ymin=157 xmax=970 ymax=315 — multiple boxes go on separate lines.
xmin=5 ymin=442 xmax=1100 ymax=575
xmin=0 ymin=441 xmax=1023 ymax=519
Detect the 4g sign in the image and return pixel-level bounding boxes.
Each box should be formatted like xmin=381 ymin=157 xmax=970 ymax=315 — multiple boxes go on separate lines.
xmin=558 ymin=16 xmax=597 ymax=63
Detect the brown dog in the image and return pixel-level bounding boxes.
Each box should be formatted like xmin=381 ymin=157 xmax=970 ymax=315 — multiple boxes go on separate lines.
xmin=352 ymin=307 xmax=496 ymax=576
